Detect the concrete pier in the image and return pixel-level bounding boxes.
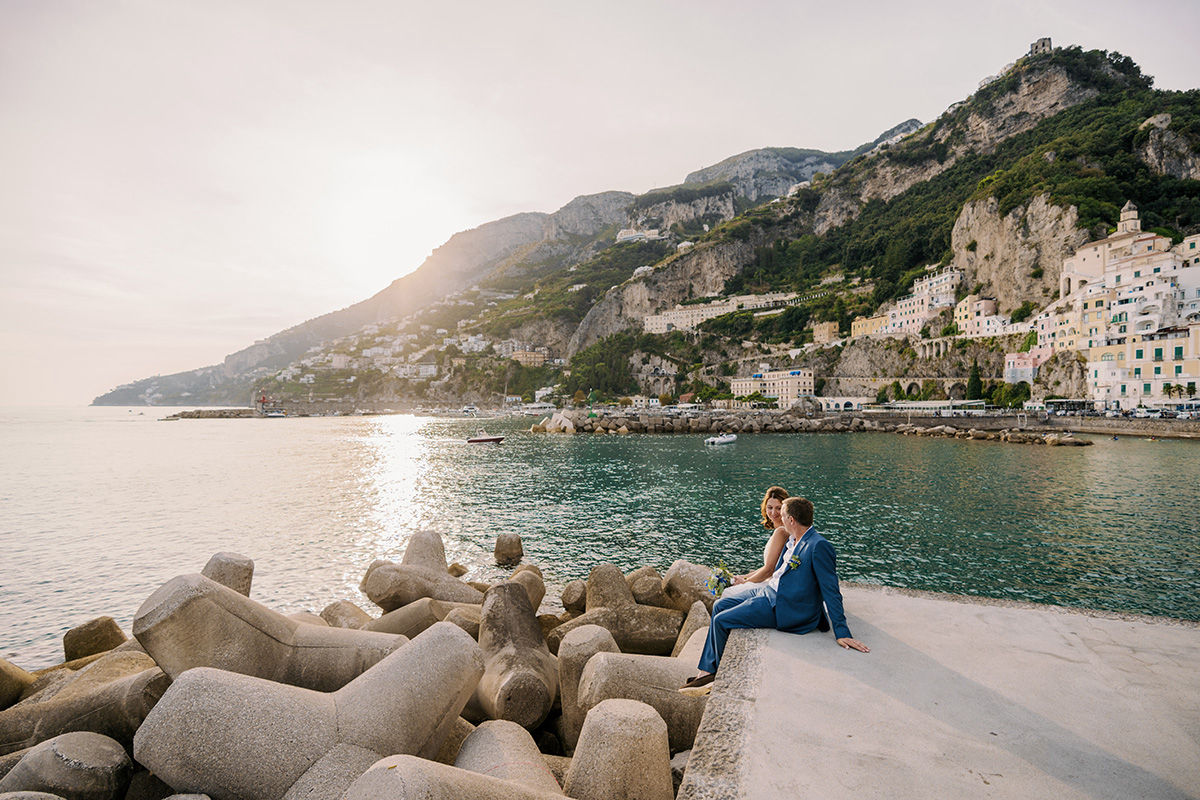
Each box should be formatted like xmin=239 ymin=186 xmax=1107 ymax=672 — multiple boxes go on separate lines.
xmin=679 ymin=585 xmax=1200 ymax=800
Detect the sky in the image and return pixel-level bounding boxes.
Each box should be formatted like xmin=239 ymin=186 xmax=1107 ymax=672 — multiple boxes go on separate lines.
xmin=1 ymin=0 xmax=1198 ymax=405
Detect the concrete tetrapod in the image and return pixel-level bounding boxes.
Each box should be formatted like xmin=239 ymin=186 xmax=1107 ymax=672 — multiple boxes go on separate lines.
xmin=343 ymin=755 xmax=565 ymax=800
xmin=0 ymin=732 xmax=131 ymax=800
xmin=132 ymin=573 xmax=405 ymax=692
xmin=0 ymin=661 xmax=34 ymax=711
xmin=546 ymin=565 xmax=684 ymax=656
xmin=576 ymin=652 xmax=706 ymax=753
xmin=364 ymin=597 xmax=481 ymax=638
xmin=61 ymin=618 xmax=126 ymax=663
xmin=662 ymin=560 xmax=716 ymax=614
xmin=360 ymin=530 xmax=485 ymax=612
xmin=199 ymin=552 xmax=254 ymax=597
xmin=0 ymin=651 xmax=168 ymax=756
xmin=563 ymin=699 xmax=673 ymax=800
xmin=467 ymin=584 xmax=558 ymax=730
xmin=556 ymin=625 xmax=619 ymax=752
xmin=132 ymin=622 xmax=484 ymax=800
xmin=671 ymin=601 xmax=711 ymax=658
xmin=455 ymin=720 xmax=564 ymax=795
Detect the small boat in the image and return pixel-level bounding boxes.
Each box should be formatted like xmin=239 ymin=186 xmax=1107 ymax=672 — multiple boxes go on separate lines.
xmin=705 ymin=432 xmax=737 ymax=446
xmin=467 ymin=429 xmax=504 ymax=444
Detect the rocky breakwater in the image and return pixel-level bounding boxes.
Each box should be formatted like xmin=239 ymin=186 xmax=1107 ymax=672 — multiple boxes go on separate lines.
xmin=0 ymin=532 xmax=730 ymax=799
xmin=893 ymin=423 xmax=1091 ymax=446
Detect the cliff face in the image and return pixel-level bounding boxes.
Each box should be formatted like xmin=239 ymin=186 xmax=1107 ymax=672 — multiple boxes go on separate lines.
xmin=684 ymin=149 xmax=847 ymax=202
xmin=795 ymin=337 xmax=1010 ymax=397
xmin=1032 ymin=350 xmax=1089 ymax=400
xmin=633 ymin=191 xmax=737 ymax=230
xmin=567 ymin=239 xmax=755 ymax=354
xmin=543 ymin=191 xmax=635 ymax=239
xmin=953 ymin=65 xmax=1102 ymax=154
xmin=950 ymin=194 xmax=1089 ymax=312
xmin=1137 ymin=114 xmax=1200 ymax=181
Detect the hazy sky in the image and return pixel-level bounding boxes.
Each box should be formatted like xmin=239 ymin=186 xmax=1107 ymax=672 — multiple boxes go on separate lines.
xmin=2 ymin=0 xmax=1198 ymax=405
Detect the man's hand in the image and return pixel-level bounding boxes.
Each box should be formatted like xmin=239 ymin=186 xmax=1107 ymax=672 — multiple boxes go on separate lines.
xmin=837 ymin=637 xmax=870 ymax=653
xmin=731 ymin=575 xmax=746 ymax=586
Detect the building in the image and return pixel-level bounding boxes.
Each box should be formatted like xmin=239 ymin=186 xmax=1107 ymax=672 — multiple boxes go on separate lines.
xmin=954 ymin=295 xmax=1004 ymax=337
xmin=812 ymin=321 xmax=840 ymax=344
xmin=1029 ymin=37 xmax=1052 ymax=56
xmin=616 ymin=228 xmax=665 ymax=243
xmin=1003 ymin=347 xmax=1053 ymax=384
xmin=643 ymin=292 xmax=799 ymax=334
xmin=851 ymin=314 xmax=887 ymax=338
xmin=885 ymin=267 xmax=962 ymax=334
xmin=731 ymin=366 xmax=815 ymax=408
xmin=512 ymin=350 xmax=547 ymax=368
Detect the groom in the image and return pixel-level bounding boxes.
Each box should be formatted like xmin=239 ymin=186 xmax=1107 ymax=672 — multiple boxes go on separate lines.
xmin=681 ymin=496 xmax=868 ymax=695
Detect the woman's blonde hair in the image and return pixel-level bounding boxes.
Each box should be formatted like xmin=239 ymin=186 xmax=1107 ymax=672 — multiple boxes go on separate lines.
xmin=760 ymin=486 xmax=789 ymax=530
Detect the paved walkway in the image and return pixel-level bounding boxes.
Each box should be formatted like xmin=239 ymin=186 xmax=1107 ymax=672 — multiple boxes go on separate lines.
xmin=679 ymin=585 xmax=1200 ymax=800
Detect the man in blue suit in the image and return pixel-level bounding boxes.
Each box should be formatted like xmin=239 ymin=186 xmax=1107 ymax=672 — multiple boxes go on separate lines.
xmin=681 ymin=496 xmax=868 ymax=695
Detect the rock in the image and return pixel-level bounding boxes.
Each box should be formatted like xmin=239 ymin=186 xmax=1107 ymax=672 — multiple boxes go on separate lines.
xmin=133 ymin=623 xmax=484 ymax=800
xmin=537 ymin=614 xmax=561 ymax=640
xmin=626 ymin=566 xmax=668 ymax=608
xmin=455 ymin=721 xmax=563 ymax=795
xmin=0 ymin=792 xmax=67 ymax=799
xmin=0 ymin=732 xmax=131 ymax=799
xmin=0 ymin=651 xmax=167 ymax=756
xmin=671 ymin=601 xmax=711 ymax=658
xmin=469 ymin=580 xmax=494 ymax=593
xmin=670 ymin=750 xmax=690 ymax=796
xmin=432 ymin=717 xmax=475 ymax=766
xmin=364 ymin=598 xmax=481 ymax=638
xmin=560 ymin=581 xmax=586 ymax=615
xmin=466 ymin=584 xmax=558 ymax=730
xmin=320 ymin=600 xmax=372 ymax=630
xmin=576 ymin=652 xmax=705 ymax=753
xmin=62 ymin=618 xmax=126 ymax=663
xmin=557 ymin=626 xmax=619 ymax=753
xmin=444 ymin=607 xmax=481 ymax=640
xmin=343 ymin=755 xmax=564 ymax=799
xmin=662 ymin=560 xmax=715 ymax=613
xmin=286 ymin=611 xmax=328 ymax=626
xmin=0 ymin=660 xmax=34 ymax=711
xmin=541 ymin=755 xmax=571 ymax=789
xmin=513 ymin=564 xmax=543 ymax=579
xmin=585 ymin=564 xmax=635 ymax=610
xmin=674 ymin=628 xmax=708 ymax=667
xmin=563 ymin=699 xmax=672 ymax=800
xmin=199 ymin=552 xmax=254 ymax=597
xmin=133 ymin=573 xmax=404 ymax=692
xmin=494 ymin=534 xmax=524 ymax=566
xmin=360 ymin=531 xmax=485 ymax=612
xmin=448 ymin=562 xmax=469 ymax=578
xmin=509 ymin=569 xmax=546 ymax=611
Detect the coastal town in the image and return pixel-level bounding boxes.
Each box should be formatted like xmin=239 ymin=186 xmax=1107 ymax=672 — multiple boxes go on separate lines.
xmin=259 ymin=200 xmax=1200 ymax=418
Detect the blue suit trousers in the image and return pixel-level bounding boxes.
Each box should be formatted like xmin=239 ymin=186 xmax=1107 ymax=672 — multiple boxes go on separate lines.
xmin=697 ymin=585 xmax=778 ymax=674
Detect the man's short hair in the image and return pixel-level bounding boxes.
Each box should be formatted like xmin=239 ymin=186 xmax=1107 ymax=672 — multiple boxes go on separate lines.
xmin=782 ymin=496 xmax=814 ymax=527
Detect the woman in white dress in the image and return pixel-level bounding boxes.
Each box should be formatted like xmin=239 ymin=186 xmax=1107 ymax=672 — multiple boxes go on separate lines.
xmin=721 ymin=485 xmax=790 ymax=598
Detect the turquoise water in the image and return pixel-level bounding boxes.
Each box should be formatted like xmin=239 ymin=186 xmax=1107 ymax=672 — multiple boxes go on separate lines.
xmin=2 ymin=407 xmax=1198 ymax=668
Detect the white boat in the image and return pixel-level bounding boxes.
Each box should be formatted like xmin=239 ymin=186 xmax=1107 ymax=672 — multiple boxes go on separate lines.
xmin=467 ymin=429 xmax=504 ymax=444
xmin=704 ymin=432 xmax=737 ymax=446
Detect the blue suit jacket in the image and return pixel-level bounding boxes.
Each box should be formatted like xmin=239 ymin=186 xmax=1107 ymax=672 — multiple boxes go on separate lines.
xmin=771 ymin=527 xmax=852 ymax=639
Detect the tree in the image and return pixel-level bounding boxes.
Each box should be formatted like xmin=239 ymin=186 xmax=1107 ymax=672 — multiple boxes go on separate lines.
xmin=573 ymin=390 xmax=586 ymax=406
xmin=1188 ymin=382 xmax=1197 ymax=398
xmin=875 ymin=386 xmax=889 ymax=404
xmin=967 ymin=360 xmax=983 ymax=400
xmin=618 ymin=396 xmax=633 ymax=407
xmin=659 ymin=393 xmax=676 ymax=406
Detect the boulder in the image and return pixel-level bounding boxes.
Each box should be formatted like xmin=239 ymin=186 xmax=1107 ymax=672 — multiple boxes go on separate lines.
xmin=455 ymin=721 xmax=563 ymax=794
xmin=557 ymin=625 xmax=619 ymax=752
xmin=343 ymin=755 xmax=564 ymax=799
xmin=576 ymin=652 xmax=705 ymax=753
xmin=674 ymin=628 xmax=707 ymax=667
xmin=199 ymin=552 xmax=254 ymax=597
xmin=585 ymin=564 xmax=635 ymax=610
xmin=319 ymin=600 xmax=372 ymax=630
xmin=494 ymin=534 xmax=524 ymax=566
xmin=133 ymin=573 xmax=404 ymax=692
xmin=62 ymin=618 xmax=126 ymax=663
xmin=466 ymin=584 xmax=558 ymax=730
xmin=286 ymin=611 xmax=327 ymax=626
xmin=448 ymin=563 xmax=469 ymax=578
xmin=443 ymin=607 xmax=481 ymax=640
xmin=0 ymin=651 xmax=167 ymax=756
xmin=662 ymin=560 xmax=715 ymax=613
xmin=670 ymin=601 xmax=711 ymax=659
xmin=563 ymin=699 xmax=672 ymax=800
xmin=560 ymin=581 xmax=586 ymax=615
xmin=432 ymin=717 xmax=475 ymax=766
xmin=626 ymin=566 xmax=668 ymax=608
xmin=133 ymin=623 xmax=484 ymax=800
xmin=0 ymin=792 xmax=67 ymax=799
xmin=360 ymin=531 xmax=485 ymax=611
xmin=0 ymin=732 xmax=131 ymax=799
xmin=0 ymin=660 xmax=34 ymax=711
xmin=546 ymin=598 xmax=683 ymax=658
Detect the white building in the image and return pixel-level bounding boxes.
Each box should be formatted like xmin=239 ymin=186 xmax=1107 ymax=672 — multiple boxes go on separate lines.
xmin=885 ymin=267 xmax=963 ymax=334
xmin=730 ymin=366 xmax=815 ymax=408
xmin=643 ymin=292 xmax=799 ymax=334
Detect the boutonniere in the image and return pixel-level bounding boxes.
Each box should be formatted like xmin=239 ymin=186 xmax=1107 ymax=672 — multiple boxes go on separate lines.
xmin=786 ymin=542 xmax=805 ymax=570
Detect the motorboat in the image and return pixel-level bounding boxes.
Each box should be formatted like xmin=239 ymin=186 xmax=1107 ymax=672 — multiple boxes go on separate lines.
xmin=704 ymin=432 xmax=737 ymax=446
xmin=467 ymin=429 xmax=504 ymax=444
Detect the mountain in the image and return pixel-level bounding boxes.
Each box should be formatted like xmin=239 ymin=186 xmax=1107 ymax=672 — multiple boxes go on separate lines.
xmin=93 ymin=125 xmax=912 ymax=404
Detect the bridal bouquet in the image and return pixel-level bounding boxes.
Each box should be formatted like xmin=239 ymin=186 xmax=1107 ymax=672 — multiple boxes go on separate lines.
xmin=705 ymin=560 xmax=734 ymax=597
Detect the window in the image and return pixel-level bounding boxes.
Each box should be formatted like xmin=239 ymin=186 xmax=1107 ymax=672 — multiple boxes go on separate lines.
xmin=1175 ymin=346 xmax=1184 ymax=360
xmin=1154 ymin=347 xmax=1163 ymax=361
xmin=1135 ymin=270 xmax=1141 ymax=277
xmin=1094 ymin=370 xmax=1099 ymax=378
xmin=1134 ymin=368 xmax=1142 ymax=377
xmin=1115 ymin=275 xmax=1122 ymax=283
xmin=1176 ymin=365 xmax=1183 ymax=376
xmin=1135 ymin=348 xmax=1143 ymax=359
xmin=1154 ymin=267 xmax=1161 ymax=273
xmin=1121 ymin=384 xmax=1127 ymax=394
xmin=1154 ymin=366 xmax=1161 ymax=375
xmin=1144 ymin=383 xmax=1152 ymax=394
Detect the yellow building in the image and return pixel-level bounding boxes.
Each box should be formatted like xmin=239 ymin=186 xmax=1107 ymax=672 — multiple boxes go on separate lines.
xmin=812 ymin=321 xmax=840 ymax=344
xmin=731 ymin=367 xmax=815 ymax=408
xmin=511 ymin=350 xmax=546 ymax=367
xmin=1085 ymin=324 xmax=1200 ymax=409
xmin=851 ymin=314 xmax=887 ymax=338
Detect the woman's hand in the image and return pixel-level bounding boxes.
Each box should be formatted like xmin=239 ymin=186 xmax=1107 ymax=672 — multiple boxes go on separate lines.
xmin=731 ymin=575 xmax=746 ymax=585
